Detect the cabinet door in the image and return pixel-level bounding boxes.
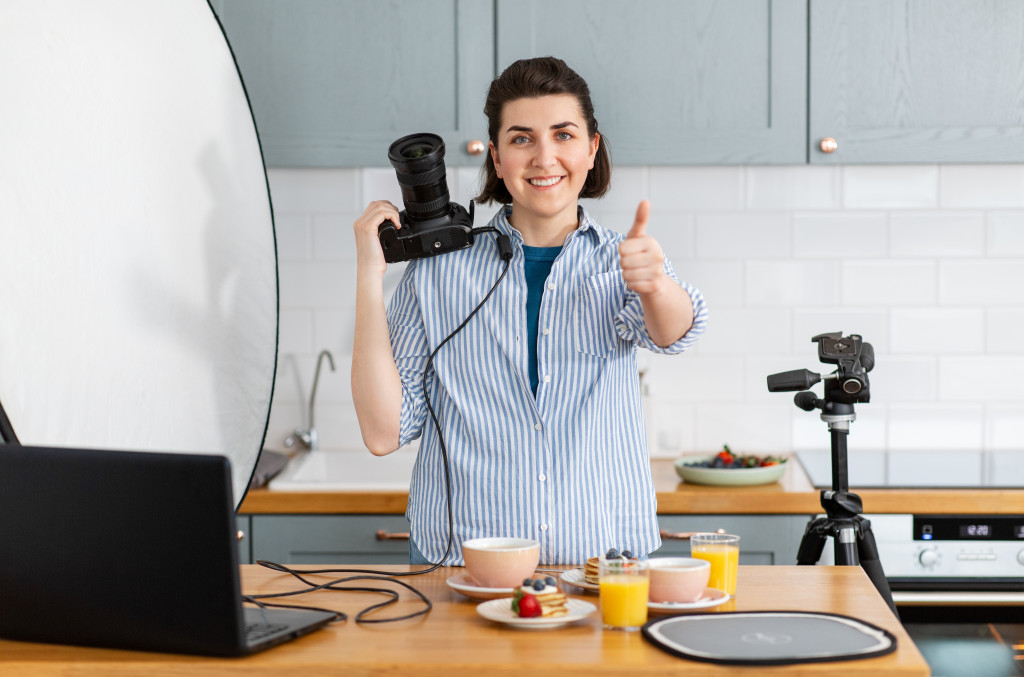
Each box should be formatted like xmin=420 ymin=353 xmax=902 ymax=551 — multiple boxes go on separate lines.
xmin=211 ymin=0 xmax=494 ymax=167
xmin=496 ymin=0 xmax=806 ymax=164
xmin=810 ymin=0 xmax=1024 ymax=163
xmin=251 ymin=515 xmax=413 ymax=564
xmin=656 ymin=515 xmax=810 ymax=565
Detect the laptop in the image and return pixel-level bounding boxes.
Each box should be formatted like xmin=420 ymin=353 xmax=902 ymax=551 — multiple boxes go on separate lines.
xmin=0 ymin=444 xmax=335 ymax=656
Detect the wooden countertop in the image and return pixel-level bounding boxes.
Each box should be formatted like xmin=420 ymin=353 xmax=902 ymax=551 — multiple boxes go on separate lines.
xmin=240 ymin=457 xmax=1024 ymax=515
xmin=0 ymin=565 xmax=929 ymax=676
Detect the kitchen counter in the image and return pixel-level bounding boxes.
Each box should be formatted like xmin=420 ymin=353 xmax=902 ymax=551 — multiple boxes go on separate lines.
xmin=240 ymin=457 xmax=1024 ymax=515
xmin=0 ymin=565 xmax=929 ymax=676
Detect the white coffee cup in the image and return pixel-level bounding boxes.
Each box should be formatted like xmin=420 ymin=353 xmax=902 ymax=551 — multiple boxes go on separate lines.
xmin=462 ymin=537 xmax=540 ymax=589
xmin=647 ymin=556 xmax=711 ymax=603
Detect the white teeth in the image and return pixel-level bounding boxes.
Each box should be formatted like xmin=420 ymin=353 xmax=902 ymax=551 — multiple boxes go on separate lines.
xmin=529 ymin=177 xmax=562 ymax=187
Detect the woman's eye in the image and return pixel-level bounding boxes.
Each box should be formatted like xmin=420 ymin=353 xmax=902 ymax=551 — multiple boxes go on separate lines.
xmin=511 ymin=135 xmax=530 ymax=145
xmin=555 ymin=131 xmax=573 ymax=141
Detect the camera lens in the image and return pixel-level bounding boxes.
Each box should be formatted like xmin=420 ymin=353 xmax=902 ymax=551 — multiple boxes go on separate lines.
xmin=388 ymin=133 xmax=450 ymax=221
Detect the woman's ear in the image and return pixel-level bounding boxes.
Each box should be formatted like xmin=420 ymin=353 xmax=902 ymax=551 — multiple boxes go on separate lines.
xmin=489 ymin=140 xmax=502 ymax=179
xmin=588 ymin=133 xmax=600 ymax=170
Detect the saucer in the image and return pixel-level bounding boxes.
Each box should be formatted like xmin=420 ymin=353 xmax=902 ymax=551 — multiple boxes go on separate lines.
xmin=446 ymin=573 xmax=516 ymax=600
xmin=648 ymin=587 xmax=731 ymax=613
xmin=476 ymin=598 xmax=597 ymax=629
xmin=559 ymin=568 xmax=598 ymax=592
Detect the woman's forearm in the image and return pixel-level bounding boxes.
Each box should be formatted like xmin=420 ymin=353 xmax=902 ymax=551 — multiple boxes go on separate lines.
xmin=351 ymin=270 xmax=403 ymax=455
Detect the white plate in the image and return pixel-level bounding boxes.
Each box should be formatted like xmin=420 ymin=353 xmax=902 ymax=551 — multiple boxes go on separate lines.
xmin=648 ymin=587 xmax=731 ymax=613
xmin=674 ymin=456 xmax=787 ymax=486
xmin=446 ymin=573 xmax=515 ymax=601
xmin=559 ymin=568 xmax=598 ymax=592
xmin=476 ymin=597 xmax=597 ymax=629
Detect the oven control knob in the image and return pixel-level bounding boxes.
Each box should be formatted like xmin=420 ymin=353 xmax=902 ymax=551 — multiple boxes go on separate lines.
xmin=918 ymin=548 xmax=939 ymax=568
xmin=1018 ymin=550 xmax=1024 ymax=566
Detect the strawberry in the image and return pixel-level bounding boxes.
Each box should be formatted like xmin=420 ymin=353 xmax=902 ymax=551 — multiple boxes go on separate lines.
xmin=511 ymin=589 xmax=542 ymax=618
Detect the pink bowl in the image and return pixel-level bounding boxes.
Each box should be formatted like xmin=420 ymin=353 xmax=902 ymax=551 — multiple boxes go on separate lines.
xmin=648 ymin=557 xmax=711 ymax=603
xmin=462 ymin=537 xmax=539 ymax=589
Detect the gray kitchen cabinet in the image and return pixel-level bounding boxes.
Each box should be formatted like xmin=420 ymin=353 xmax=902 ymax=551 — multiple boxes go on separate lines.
xmin=496 ymin=0 xmax=808 ymax=165
xmin=237 ymin=515 xmax=252 ymax=564
xmin=209 ymin=0 xmax=494 ymax=167
xmin=810 ymin=0 xmax=1024 ymax=163
xmin=250 ymin=515 xmax=413 ymax=564
xmin=655 ymin=515 xmax=810 ymax=565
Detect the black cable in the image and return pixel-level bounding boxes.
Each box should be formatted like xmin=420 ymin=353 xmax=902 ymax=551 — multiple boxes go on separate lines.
xmin=249 ymin=233 xmax=513 ymax=624
xmin=0 ymin=396 xmax=20 ymax=445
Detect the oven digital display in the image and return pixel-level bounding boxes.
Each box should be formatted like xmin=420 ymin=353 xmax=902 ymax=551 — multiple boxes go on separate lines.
xmin=959 ymin=524 xmax=992 ymax=538
xmin=914 ymin=515 xmax=1023 ymax=540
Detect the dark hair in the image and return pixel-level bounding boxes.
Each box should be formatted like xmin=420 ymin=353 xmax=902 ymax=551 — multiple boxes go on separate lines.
xmin=475 ymin=56 xmax=611 ymax=205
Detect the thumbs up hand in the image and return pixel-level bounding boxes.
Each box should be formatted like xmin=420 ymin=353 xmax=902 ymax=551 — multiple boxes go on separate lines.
xmin=618 ymin=200 xmax=668 ymax=296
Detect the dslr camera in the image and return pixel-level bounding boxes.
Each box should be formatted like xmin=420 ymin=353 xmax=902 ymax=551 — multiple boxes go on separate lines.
xmin=378 ymin=133 xmax=475 ymax=263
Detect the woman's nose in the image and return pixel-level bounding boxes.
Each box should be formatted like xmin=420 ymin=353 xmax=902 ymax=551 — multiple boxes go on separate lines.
xmin=532 ymin=139 xmax=556 ymax=168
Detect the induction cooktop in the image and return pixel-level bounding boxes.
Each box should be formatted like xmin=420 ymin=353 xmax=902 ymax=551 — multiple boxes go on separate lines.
xmin=796 ymin=450 xmax=1024 ymax=490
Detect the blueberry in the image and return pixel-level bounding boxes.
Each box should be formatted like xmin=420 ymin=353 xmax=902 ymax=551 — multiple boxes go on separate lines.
xmin=544 ymin=576 xmax=556 ymax=586
xmin=532 ymin=579 xmax=546 ymax=591
xmin=606 ymin=548 xmax=620 ymax=559
xmin=523 ymin=578 xmax=533 ymax=587
xmin=622 ymin=550 xmax=634 ymax=559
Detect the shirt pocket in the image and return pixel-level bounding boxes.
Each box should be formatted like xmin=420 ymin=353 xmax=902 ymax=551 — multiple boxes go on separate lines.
xmin=573 ymin=271 xmax=625 ymax=357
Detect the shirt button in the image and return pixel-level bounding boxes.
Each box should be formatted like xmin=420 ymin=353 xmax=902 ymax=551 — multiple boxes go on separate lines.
xmin=547 ymin=282 xmax=556 ymax=290
xmin=540 ymin=524 xmax=548 ymax=531
xmin=538 ymin=474 xmax=546 ymax=482
xmin=534 ymin=423 xmax=542 ymax=431
xmin=541 ymin=327 xmax=551 ymax=336
xmin=543 ymin=375 xmax=551 ymax=383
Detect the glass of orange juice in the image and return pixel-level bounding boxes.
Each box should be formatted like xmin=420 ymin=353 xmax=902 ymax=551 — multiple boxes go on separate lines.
xmin=598 ymin=557 xmax=649 ymax=631
xmin=690 ymin=533 xmax=740 ymax=596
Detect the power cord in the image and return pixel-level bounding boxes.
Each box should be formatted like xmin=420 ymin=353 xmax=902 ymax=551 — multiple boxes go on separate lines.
xmin=247 ymin=229 xmax=513 ymax=624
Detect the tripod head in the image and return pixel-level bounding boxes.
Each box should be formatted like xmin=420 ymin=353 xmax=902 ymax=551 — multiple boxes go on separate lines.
xmin=767 ymin=332 xmax=873 ymax=420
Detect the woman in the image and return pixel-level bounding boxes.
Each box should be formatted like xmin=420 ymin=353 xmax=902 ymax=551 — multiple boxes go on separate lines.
xmin=352 ymin=57 xmax=707 ymax=567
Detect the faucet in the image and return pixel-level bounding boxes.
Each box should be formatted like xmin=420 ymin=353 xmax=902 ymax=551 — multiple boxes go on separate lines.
xmin=284 ymin=349 xmax=335 ymax=452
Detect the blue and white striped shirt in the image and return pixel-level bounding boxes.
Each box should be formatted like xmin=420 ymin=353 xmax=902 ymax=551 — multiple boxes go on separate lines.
xmin=387 ymin=206 xmax=707 ymax=565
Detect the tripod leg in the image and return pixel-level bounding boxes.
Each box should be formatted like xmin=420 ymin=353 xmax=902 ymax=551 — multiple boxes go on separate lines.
xmin=796 ymin=519 xmax=829 ymax=565
xmin=833 ymin=523 xmax=859 ymax=566
xmin=856 ymin=520 xmax=900 ymax=619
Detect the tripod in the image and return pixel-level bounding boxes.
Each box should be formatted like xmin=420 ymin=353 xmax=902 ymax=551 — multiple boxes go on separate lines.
xmin=794 ymin=396 xmax=899 ymax=618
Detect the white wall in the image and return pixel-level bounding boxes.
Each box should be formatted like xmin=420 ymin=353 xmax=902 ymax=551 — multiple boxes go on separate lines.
xmin=265 ymin=164 xmax=1024 ymax=480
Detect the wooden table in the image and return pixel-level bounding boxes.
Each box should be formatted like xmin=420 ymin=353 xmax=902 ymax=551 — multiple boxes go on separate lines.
xmin=1 ymin=565 xmax=929 ymax=676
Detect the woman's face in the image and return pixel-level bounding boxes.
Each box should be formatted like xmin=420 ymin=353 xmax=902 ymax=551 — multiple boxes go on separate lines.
xmin=489 ymin=94 xmax=599 ymax=229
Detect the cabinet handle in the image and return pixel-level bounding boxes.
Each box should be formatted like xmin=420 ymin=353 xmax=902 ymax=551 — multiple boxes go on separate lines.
xmin=376 ymin=530 xmax=410 ymax=541
xmin=819 ymin=137 xmax=838 ymax=154
xmin=659 ymin=528 xmax=726 ymax=540
xmin=466 ymin=139 xmax=486 ymax=156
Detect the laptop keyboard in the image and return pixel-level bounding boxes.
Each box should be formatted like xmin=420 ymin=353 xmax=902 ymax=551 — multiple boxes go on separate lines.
xmin=246 ymin=622 xmax=289 ymax=643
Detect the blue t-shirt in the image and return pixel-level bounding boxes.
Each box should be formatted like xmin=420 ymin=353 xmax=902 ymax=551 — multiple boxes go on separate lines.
xmin=522 ymin=245 xmax=562 ymax=394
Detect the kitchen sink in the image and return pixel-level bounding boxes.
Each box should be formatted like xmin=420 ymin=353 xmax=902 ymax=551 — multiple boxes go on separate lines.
xmin=268 ymin=448 xmax=416 ymax=491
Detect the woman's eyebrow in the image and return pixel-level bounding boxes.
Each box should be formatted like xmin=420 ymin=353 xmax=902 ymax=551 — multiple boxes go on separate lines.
xmin=505 ymin=121 xmax=579 ymax=133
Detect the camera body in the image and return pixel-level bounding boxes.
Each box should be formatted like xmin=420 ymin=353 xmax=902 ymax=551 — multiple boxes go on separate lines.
xmin=378 ymin=203 xmax=475 ymax=263
xmin=377 ymin=132 xmax=476 ymax=263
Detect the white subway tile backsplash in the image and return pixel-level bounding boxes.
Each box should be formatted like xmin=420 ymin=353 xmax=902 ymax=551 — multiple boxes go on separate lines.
xmin=888 ymin=405 xmax=984 ymax=450
xmin=890 ymin=309 xmax=985 ymax=354
xmin=842 ymin=261 xmax=936 ymax=306
xmin=889 ymin=212 xmax=985 ymax=257
xmin=940 ymin=357 xmax=1024 ymax=402
xmin=940 ymin=164 xmax=1024 ymax=208
xmin=986 ymin=309 xmax=1024 ymax=353
xmin=746 ymin=166 xmax=841 ymax=211
xmin=696 ymin=212 xmax=790 ymax=258
xmin=792 ymin=212 xmax=888 ymax=258
xmin=267 ymin=168 xmax=359 ymax=212
xmin=939 ymin=260 xmax=1024 ymax=306
xmin=649 ymin=166 xmax=744 ymax=210
xmin=746 ymin=261 xmax=840 ymax=307
xmin=988 ymin=212 xmax=1024 ymax=256
xmin=985 ymin=406 xmax=1024 ymax=450
xmin=266 ymin=165 xmax=1024 ymax=460
xmin=842 ymin=166 xmax=938 ymax=209
xmin=274 ymin=213 xmax=312 ymax=261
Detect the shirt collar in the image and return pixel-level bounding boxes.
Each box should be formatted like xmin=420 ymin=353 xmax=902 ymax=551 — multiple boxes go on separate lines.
xmin=493 ymin=204 xmax=606 ymax=247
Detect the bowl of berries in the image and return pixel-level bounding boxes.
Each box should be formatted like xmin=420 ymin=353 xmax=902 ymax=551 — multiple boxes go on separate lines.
xmin=674 ymin=446 xmax=787 ymax=486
